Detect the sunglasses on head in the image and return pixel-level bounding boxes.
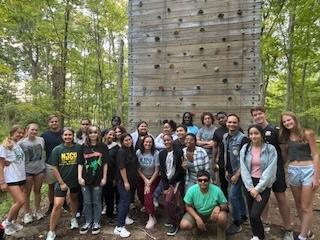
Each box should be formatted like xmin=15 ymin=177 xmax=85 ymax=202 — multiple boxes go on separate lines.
xmin=197 ymin=178 xmax=209 ymax=183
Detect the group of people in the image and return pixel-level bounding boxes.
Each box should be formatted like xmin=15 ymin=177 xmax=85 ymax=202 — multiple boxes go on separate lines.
xmin=0 ymin=108 xmax=318 ymax=240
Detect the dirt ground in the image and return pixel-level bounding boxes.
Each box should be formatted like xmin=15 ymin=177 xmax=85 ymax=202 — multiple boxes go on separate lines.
xmin=4 ymin=188 xmax=320 ymax=240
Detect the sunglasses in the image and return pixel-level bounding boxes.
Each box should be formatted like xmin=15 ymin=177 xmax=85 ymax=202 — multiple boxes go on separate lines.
xmin=197 ymin=178 xmax=209 ymax=183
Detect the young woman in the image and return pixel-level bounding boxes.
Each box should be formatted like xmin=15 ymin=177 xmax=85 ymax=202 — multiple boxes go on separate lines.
xmin=114 ymin=126 xmax=127 ymax=146
xmin=78 ymin=125 xmax=108 ymax=235
xmin=0 ymin=125 xmax=25 ymax=236
xmin=102 ymin=128 xmax=120 ymax=220
xmin=114 ymin=134 xmax=138 ymax=238
xmin=159 ymin=134 xmax=185 ymax=236
xmin=173 ymin=124 xmax=188 ymax=152
xmin=19 ymin=123 xmax=46 ymax=224
xmin=181 ymin=133 xmax=210 ymax=190
xmin=280 ymin=112 xmax=319 ymax=240
xmin=46 ymin=128 xmax=82 ymax=240
xmin=182 ymin=112 xmax=199 ymax=135
xmin=240 ymin=125 xmax=277 ymax=240
xmin=136 ymin=135 xmax=160 ymax=229
xmin=75 ymin=118 xmax=91 ymax=145
xmin=131 ymin=121 xmax=150 ymax=151
xmin=111 ymin=116 xmax=122 ymax=128
xmin=154 ymin=120 xmax=177 ymax=150
xmin=196 ymin=112 xmax=216 ymax=156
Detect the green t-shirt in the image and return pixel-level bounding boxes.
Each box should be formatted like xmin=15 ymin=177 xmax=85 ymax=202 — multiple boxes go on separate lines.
xmin=50 ymin=143 xmax=81 ymax=188
xmin=183 ymin=184 xmax=227 ymax=216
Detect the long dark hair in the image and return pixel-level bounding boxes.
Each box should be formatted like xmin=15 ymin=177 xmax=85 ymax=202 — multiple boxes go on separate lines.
xmin=76 ymin=118 xmax=91 ymax=140
xmin=120 ymin=133 xmax=134 ymax=152
xmin=244 ymin=124 xmax=265 ymax=157
xmin=182 ymin=112 xmax=194 ymax=126
xmin=140 ymin=135 xmax=156 ymax=155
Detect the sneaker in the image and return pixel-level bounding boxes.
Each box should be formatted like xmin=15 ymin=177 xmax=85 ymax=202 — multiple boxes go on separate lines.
xmin=239 ymin=215 xmax=248 ymax=225
xmin=23 ymin=213 xmax=33 ymax=224
xmin=153 ymin=198 xmax=159 ymax=208
xmin=125 ymin=216 xmax=134 ymax=225
xmin=283 ymin=230 xmax=294 ymax=240
xmin=46 ymin=230 xmax=56 ymax=240
xmin=76 ymin=212 xmax=81 ymax=219
xmin=164 ymin=221 xmax=173 ymax=228
xmin=63 ymin=202 xmax=70 ymax=212
xmin=34 ymin=212 xmax=44 ymax=221
xmin=251 ymin=237 xmax=260 ymax=240
xmin=140 ymin=206 xmax=146 ymax=212
xmin=45 ymin=204 xmax=53 ymax=216
xmin=80 ymin=223 xmax=91 ymax=234
xmin=12 ymin=221 xmax=23 ymax=232
xmin=145 ymin=216 xmax=156 ymax=229
xmin=226 ymin=223 xmax=242 ymax=235
xmin=308 ymin=230 xmax=315 ymax=240
xmin=101 ymin=205 xmax=107 ymax=215
xmin=91 ymin=223 xmax=101 ymax=235
xmin=114 ymin=226 xmax=131 ymax=238
xmin=3 ymin=220 xmax=16 ymax=236
xmin=70 ymin=218 xmax=79 ymax=229
xmin=263 ymin=222 xmax=271 ymax=233
xmin=167 ymin=225 xmax=179 ymax=236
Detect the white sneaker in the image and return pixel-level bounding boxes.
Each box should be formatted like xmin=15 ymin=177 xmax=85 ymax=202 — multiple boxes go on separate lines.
xmin=101 ymin=205 xmax=107 ymax=215
xmin=34 ymin=211 xmax=44 ymax=221
xmin=3 ymin=220 xmax=16 ymax=236
xmin=46 ymin=230 xmax=56 ymax=240
xmin=140 ymin=206 xmax=146 ymax=212
xmin=153 ymin=198 xmax=159 ymax=208
xmin=12 ymin=221 xmax=23 ymax=232
xmin=125 ymin=216 xmax=134 ymax=225
xmin=23 ymin=213 xmax=33 ymax=224
xmin=114 ymin=226 xmax=130 ymax=238
xmin=70 ymin=218 xmax=79 ymax=229
xmin=251 ymin=237 xmax=260 ymax=240
xmin=283 ymin=230 xmax=294 ymax=240
xmin=145 ymin=216 xmax=156 ymax=229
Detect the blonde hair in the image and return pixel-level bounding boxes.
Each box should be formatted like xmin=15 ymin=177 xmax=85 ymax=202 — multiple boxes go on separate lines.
xmin=279 ymin=112 xmax=305 ymax=143
xmin=2 ymin=125 xmax=24 ymax=150
xmin=25 ymin=123 xmax=39 ymax=138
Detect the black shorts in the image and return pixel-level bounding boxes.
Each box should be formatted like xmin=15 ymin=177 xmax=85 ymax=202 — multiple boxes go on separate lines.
xmin=7 ymin=180 xmax=26 ymax=186
xmin=272 ymin=165 xmax=287 ymax=193
xmin=54 ymin=183 xmax=80 ymax=197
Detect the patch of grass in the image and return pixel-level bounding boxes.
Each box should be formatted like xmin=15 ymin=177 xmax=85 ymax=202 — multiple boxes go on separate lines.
xmin=0 ymin=184 xmax=48 ymax=219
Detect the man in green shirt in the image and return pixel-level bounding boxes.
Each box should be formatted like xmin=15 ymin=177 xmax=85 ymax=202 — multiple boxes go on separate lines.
xmin=180 ymin=170 xmax=228 ymax=240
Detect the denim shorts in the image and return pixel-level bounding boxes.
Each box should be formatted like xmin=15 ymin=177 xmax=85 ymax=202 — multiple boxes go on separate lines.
xmin=288 ymin=165 xmax=314 ymax=187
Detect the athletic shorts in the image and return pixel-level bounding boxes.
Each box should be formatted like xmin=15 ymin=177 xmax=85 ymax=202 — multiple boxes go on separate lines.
xmin=272 ymin=165 xmax=287 ymax=193
xmin=26 ymin=169 xmax=46 ymax=177
xmin=288 ymin=165 xmax=314 ymax=187
xmin=182 ymin=212 xmax=211 ymax=227
xmin=7 ymin=180 xmax=26 ymax=186
xmin=54 ymin=182 xmax=80 ymax=197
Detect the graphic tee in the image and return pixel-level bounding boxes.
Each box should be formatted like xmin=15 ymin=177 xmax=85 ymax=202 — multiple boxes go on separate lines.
xmin=0 ymin=143 xmax=26 ymax=183
xmin=136 ymin=149 xmax=160 ymax=178
xmin=19 ymin=137 xmax=46 ymax=174
xmin=50 ymin=143 xmax=81 ymax=188
xmin=79 ymin=143 xmax=108 ymax=186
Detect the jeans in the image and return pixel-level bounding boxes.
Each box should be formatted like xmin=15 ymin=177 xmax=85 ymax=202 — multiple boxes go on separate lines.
xmin=245 ymin=178 xmax=271 ymax=240
xmin=229 ymin=179 xmax=247 ymax=223
xmin=117 ymin=181 xmax=132 ymax=227
xmin=137 ymin=177 xmax=160 ymax=216
xmin=103 ymin=181 xmax=119 ymax=218
xmin=81 ymin=185 xmax=102 ymax=224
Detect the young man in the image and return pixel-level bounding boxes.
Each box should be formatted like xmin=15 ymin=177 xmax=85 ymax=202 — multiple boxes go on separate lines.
xmin=180 ymin=170 xmax=228 ymax=240
xmin=212 ymin=112 xmax=229 ymax=199
xmin=251 ymin=106 xmax=294 ymax=240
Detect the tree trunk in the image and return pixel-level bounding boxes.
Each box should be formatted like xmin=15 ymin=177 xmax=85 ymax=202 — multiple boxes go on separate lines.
xmin=116 ymin=39 xmax=124 ymax=118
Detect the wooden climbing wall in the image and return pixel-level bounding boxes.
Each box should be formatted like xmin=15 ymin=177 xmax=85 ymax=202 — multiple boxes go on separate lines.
xmin=128 ymin=0 xmax=262 ymax=133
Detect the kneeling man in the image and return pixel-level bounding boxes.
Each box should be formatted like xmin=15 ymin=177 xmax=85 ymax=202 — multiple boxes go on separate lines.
xmin=180 ymin=170 xmax=228 ymax=239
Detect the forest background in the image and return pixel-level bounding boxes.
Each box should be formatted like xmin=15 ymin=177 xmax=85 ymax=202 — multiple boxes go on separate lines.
xmin=0 ymin=0 xmax=320 ymax=138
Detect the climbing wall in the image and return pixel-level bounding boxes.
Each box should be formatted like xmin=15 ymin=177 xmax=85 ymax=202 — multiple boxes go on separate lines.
xmin=128 ymin=0 xmax=262 ymax=133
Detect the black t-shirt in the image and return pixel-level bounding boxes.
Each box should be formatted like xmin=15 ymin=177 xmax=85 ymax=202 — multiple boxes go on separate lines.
xmin=213 ymin=126 xmax=228 ymax=167
xmin=263 ymin=124 xmax=282 ymax=166
xmin=79 ymin=143 xmax=109 ymax=186
xmin=41 ymin=130 xmax=63 ymax=164
xmin=117 ymin=147 xmax=138 ymax=185
xmin=173 ymin=139 xmax=186 ymax=153
xmin=107 ymin=143 xmax=120 ymax=182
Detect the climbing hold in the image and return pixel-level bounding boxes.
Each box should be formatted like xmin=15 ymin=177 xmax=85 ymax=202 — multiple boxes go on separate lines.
xmin=156 ymin=102 xmax=160 ymax=107
xmin=174 ymin=30 xmax=179 ymax=35
xmin=198 ymin=9 xmax=204 ymax=15
xmin=179 ymin=97 xmax=183 ymax=101
xmin=214 ymin=67 xmax=219 ymax=72
xmin=228 ymin=97 xmax=232 ymax=101
xmin=157 ymin=16 xmax=161 ymax=19
xmin=167 ymin=53 xmax=171 ymax=56
xmin=218 ymin=13 xmax=224 ymax=18
xmin=200 ymin=27 xmax=205 ymax=32
xmin=215 ymin=49 xmax=220 ymax=55
xmin=172 ymin=86 xmax=176 ymax=90
xmin=179 ymin=18 xmax=183 ymax=22
xmin=169 ymin=64 xmax=175 ymax=69
xmin=235 ymin=85 xmax=242 ymax=91
xmin=202 ymin=63 xmax=207 ymax=68
xmin=138 ymin=1 xmax=143 ymax=7
xmin=233 ymin=61 xmax=238 ymax=65
xmin=157 ymin=49 xmax=161 ymax=53
xmin=159 ymin=86 xmax=164 ymax=91
xmin=146 ymin=34 xmax=150 ymax=37
xmin=154 ymin=64 xmax=160 ymax=69
xmin=167 ymin=8 xmax=171 ymax=13
xmin=136 ymin=102 xmax=141 ymax=106
xmin=155 ymin=36 xmax=160 ymax=42
xmin=222 ymin=37 xmax=226 ymax=42
xmin=237 ymin=9 xmax=243 ymax=15
xmin=196 ymin=85 xmax=201 ymax=90
xmin=199 ymin=47 xmax=204 ymax=51
xmin=227 ymin=44 xmax=231 ymax=50
xmin=192 ymin=103 xmax=197 ymax=107
xmin=222 ymin=78 xmax=228 ymax=83
xmin=183 ymin=52 xmax=187 ymax=56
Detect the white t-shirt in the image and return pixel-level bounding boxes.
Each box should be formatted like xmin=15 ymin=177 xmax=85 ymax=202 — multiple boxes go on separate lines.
xmin=0 ymin=143 xmax=26 ymax=183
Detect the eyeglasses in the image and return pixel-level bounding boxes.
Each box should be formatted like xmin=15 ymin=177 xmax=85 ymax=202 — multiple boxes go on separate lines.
xmin=197 ymin=178 xmax=209 ymax=183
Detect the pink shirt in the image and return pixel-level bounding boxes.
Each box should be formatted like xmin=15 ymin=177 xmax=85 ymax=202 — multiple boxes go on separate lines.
xmin=251 ymin=146 xmax=261 ymax=178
